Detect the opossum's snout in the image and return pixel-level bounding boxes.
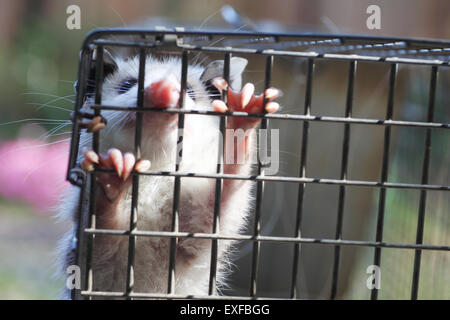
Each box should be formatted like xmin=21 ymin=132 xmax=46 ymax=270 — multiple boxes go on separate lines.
xmin=145 ymin=80 xmax=180 ymax=109
xmin=140 ymin=78 xmax=181 ymax=131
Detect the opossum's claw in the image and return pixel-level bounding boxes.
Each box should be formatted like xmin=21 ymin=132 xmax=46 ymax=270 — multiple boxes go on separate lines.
xmin=212 ymin=79 xmax=280 ymax=129
xmin=212 ymin=78 xmax=280 ymax=115
xmin=80 ymin=148 xmax=151 ymax=201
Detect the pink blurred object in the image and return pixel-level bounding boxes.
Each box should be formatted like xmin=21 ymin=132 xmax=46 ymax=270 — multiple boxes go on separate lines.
xmin=0 ymin=138 xmax=70 ymax=214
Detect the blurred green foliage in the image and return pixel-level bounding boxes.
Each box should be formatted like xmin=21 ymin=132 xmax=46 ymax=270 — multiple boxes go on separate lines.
xmin=0 ymin=6 xmax=86 ymax=300
xmin=0 ymin=12 xmax=84 ymax=139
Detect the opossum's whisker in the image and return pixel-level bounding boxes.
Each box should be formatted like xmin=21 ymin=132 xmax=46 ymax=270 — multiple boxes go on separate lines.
xmin=25 ymin=102 xmax=72 ymax=113
xmin=198 ymin=8 xmax=223 ymax=30
xmin=192 ymin=21 xmax=246 ymax=65
xmin=254 ymin=147 xmax=300 ymax=160
xmin=58 ymin=79 xmax=76 ymax=84
xmin=197 ymin=55 xmax=210 ymax=66
xmin=42 ymin=130 xmax=72 ymax=139
xmin=109 ymin=4 xmax=127 ymax=28
xmin=21 ymin=149 xmax=70 ymax=184
xmin=104 ymin=111 xmax=130 ymax=136
xmin=192 ymin=93 xmax=221 ymax=98
xmin=0 ymin=118 xmax=67 ymax=127
xmin=0 ymin=138 xmax=71 ymax=160
xmin=276 ymin=107 xmax=301 ymax=114
xmin=21 ymin=92 xmax=75 ymax=103
xmin=207 ymin=24 xmax=249 ymax=48
xmin=111 ymin=114 xmax=128 ymax=132
xmin=40 ymin=123 xmax=72 ymax=140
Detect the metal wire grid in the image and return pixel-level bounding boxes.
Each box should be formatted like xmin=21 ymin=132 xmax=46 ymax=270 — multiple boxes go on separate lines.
xmin=67 ymin=29 xmax=450 ymax=300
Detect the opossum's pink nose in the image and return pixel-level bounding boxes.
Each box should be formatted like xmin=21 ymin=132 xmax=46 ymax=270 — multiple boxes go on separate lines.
xmin=145 ymin=80 xmax=179 ymax=108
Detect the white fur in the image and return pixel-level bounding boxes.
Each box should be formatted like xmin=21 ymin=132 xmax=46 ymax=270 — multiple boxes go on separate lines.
xmin=57 ymin=55 xmax=254 ymax=299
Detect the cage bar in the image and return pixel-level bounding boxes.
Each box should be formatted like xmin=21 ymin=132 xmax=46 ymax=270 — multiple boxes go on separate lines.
xmin=411 ymin=66 xmax=438 ymax=300
xmin=208 ymin=52 xmax=231 ymax=296
xmin=70 ymin=168 xmax=87 ymax=300
xmin=69 ymin=43 xmax=93 ymax=299
xmin=249 ymin=55 xmax=273 ymax=297
xmin=87 ymin=165 xmax=449 ymax=192
xmin=166 ymin=50 xmax=189 ymax=295
xmin=83 ymin=227 xmax=450 ymax=251
xmin=124 ymin=44 xmax=147 ymax=298
xmin=290 ymin=58 xmax=315 ymax=299
xmin=67 ymin=29 xmax=450 ymax=300
xmin=89 ymin=104 xmax=450 ymax=130
xmin=371 ymin=63 xmax=397 ymax=300
xmin=67 ymin=48 xmax=91 ymax=184
xmin=85 ymin=44 xmax=105 ymax=299
xmin=330 ymin=60 xmax=356 ymax=299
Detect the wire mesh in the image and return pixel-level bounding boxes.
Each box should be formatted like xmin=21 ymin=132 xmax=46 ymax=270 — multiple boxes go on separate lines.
xmin=67 ymin=28 xmax=450 ymax=300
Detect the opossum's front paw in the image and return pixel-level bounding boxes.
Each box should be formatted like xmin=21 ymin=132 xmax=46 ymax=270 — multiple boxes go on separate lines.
xmin=81 ymin=148 xmax=151 ymax=201
xmin=211 ymin=78 xmax=280 ymax=129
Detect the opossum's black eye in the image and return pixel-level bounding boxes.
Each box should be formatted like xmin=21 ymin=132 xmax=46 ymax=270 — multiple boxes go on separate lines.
xmin=204 ymin=80 xmax=221 ymax=99
xmin=118 ymin=78 xmax=137 ymax=94
xmin=186 ymin=86 xmax=196 ymax=101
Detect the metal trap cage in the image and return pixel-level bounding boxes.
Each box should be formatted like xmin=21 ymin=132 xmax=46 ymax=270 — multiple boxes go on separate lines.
xmin=67 ymin=28 xmax=450 ymax=300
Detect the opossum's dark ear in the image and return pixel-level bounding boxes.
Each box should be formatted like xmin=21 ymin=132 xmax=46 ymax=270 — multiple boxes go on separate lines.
xmin=91 ymin=48 xmax=118 ymax=76
xmin=201 ymin=57 xmax=247 ymax=90
xmin=84 ymin=48 xmax=118 ymax=95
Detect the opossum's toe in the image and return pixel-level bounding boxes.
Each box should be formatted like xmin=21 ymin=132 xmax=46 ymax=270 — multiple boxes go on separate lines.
xmin=212 ymin=79 xmax=280 ymax=130
xmin=264 ymin=87 xmax=281 ymax=100
xmin=80 ymin=148 xmax=150 ymax=201
xmin=240 ymin=83 xmax=255 ymax=108
xmin=106 ymin=148 xmax=124 ymax=178
xmin=135 ymin=159 xmax=151 ymax=173
xmin=81 ymin=148 xmax=98 ymax=172
xmin=212 ymin=100 xmax=228 ymax=113
xmin=122 ymin=152 xmax=135 ymax=180
xmin=212 ymin=78 xmax=280 ymax=115
xmin=264 ymin=101 xmax=279 ymax=113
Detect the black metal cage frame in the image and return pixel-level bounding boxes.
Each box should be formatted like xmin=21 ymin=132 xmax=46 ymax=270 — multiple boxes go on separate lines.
xmin=67 ymin=28 xmax=450 ymax=300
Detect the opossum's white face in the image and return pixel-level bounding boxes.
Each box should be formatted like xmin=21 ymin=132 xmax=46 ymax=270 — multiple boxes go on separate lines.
xmin=83 ymin=54 xmax=247 ymax=161
xmin=102 ymin=56 xmax=208 ymax=111
xmin=90 ymin=55 xmax=247 ymax=131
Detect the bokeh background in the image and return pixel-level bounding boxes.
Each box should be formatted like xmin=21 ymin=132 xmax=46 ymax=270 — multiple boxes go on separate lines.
xmin=0 ymin=0 xmax=448 ymax=299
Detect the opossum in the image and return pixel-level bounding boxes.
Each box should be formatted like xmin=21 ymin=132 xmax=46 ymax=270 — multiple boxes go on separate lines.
xmin=57 ymin=50 xmax=280 ymax=299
